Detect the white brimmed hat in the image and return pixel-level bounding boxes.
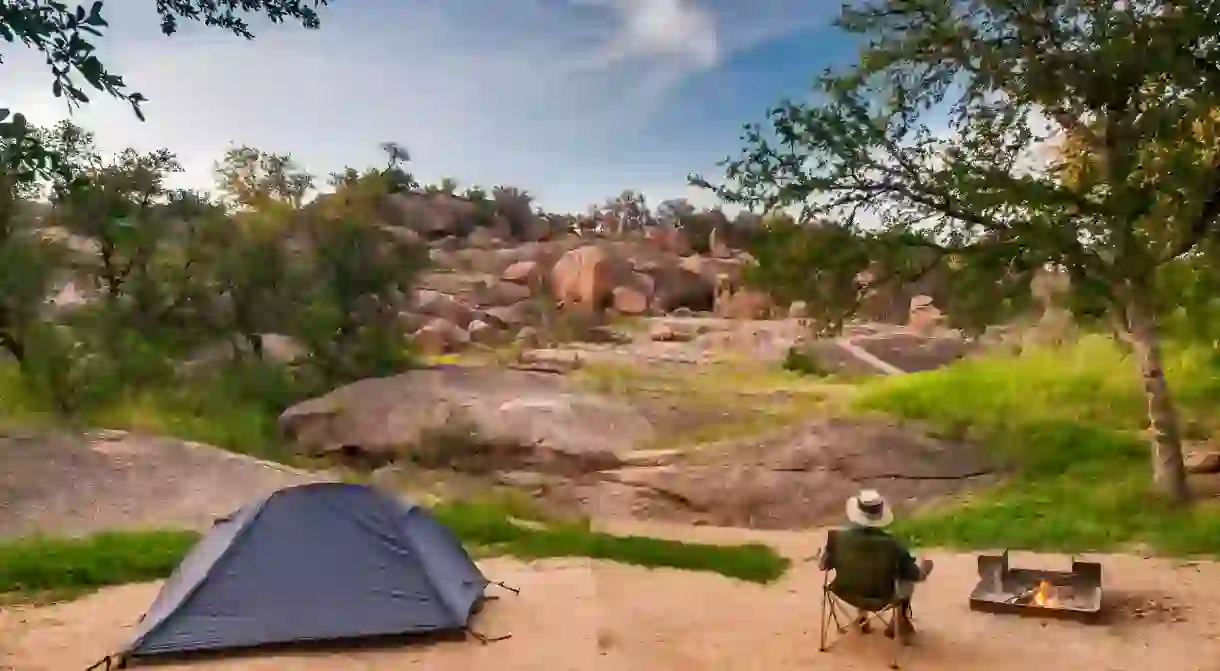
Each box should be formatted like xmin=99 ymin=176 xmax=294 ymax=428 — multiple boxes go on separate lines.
xmin=846 ymin=489 xmax=894 ymax=528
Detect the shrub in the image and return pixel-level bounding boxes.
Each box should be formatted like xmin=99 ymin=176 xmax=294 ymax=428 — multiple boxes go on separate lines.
xmin=781 ymin=345 xmax=830 ymax=377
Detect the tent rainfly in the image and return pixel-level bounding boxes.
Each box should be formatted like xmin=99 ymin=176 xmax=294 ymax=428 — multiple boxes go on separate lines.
xmin=86 ymin=483 xmax=512 ymax=669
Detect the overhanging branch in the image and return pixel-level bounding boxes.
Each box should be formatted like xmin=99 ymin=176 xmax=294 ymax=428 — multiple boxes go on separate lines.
xmin=1162 ymin=162 xmax=1220 ymax=262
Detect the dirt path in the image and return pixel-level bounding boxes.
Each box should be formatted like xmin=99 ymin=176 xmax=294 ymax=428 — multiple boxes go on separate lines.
xmin=5 ymin=524 xmax=1218 ymax=671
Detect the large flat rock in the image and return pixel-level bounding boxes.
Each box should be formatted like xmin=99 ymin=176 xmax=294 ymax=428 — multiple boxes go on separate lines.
xmin=595 ymin=418 xmax=998 ymax=529
xmin=0 ymin=430 xmax=327 ymax=539
xmin=279 ymin=365 xmax=655 ymax=472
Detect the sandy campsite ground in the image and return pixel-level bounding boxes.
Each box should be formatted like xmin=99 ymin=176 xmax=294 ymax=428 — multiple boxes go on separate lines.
xmin=4 ymin=523 xmax=1220 ymax=671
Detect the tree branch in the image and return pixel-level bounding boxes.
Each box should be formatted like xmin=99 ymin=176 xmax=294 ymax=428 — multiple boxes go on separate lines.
xmin=1162 ymin=162 xmax=1220 ymax=262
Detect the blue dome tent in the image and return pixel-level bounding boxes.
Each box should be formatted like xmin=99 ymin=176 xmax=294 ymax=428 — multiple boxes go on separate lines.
xmin=86 ymin=483 xmax=512 ymax=669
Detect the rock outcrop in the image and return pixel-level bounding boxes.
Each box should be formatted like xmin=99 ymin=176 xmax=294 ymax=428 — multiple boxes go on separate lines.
xmin=1186 ymin=450 xmax=1220 ymax=475
xmin=550 ymin=245 xmax=633 ymax=311
xmin=278 ymin=366 xmax=655 ymax=472
xmin=598 ymin=417 xmax=996 ymax=529
xmin=907 ymin=295 xmax=946 ymax=335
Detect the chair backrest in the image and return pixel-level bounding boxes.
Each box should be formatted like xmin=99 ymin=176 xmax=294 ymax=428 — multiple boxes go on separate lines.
xmin=825 ymin=528 xmax=904 ymax=610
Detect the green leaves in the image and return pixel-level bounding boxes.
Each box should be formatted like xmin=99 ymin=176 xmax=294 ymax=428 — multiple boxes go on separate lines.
xmin=0 ymin=114 xmax=428 ymax=415
xmin=698 ymin=0 xmax=1220 ymax=322
xmin=1 ymin=1 xmax=332 ymax=190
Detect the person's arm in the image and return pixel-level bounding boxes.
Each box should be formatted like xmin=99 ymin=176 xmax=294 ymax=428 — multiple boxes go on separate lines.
xmin=896 ymin=544 xmax=924 ymax=582
xmin=818 ymin=531 xmax=836 ymax=571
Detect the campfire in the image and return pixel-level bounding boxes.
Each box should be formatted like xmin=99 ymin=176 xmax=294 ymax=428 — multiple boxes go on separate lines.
xmin=1033 ymin=580 xmax=1057 ymax=607
xmin=1014 ymin=579 xmax=1067 ymax=608
xmin=968 ymin=551 xmax=1102 ymax=622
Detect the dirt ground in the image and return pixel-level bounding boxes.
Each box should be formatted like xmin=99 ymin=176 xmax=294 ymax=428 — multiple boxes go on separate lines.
xmin=4 ymin=523 xmax=1218 ymax=671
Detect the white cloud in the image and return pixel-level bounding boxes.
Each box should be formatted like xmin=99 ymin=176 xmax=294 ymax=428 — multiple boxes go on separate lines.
xmin=576 ymin=0 xmax=719 ymax=68
xmin=3 ymin=0 xmax=831 ymax=212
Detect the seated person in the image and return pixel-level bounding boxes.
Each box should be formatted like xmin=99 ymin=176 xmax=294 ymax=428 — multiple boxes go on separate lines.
xmin=819 ymin=489 xmax=933 ymax=636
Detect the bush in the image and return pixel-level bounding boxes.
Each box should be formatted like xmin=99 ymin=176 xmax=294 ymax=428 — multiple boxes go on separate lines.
xmin=781 ymin=345 xmax=830 ymax=377
xmin=0 ymin=356 xmax=310 ymax=459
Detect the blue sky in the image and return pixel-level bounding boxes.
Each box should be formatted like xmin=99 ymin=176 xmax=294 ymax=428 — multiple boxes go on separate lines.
xmin=5 ymin=0 xmax=860 ymax=213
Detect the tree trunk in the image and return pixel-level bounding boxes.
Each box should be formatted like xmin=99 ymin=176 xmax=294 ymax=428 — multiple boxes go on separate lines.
xmin=1125 ymin=297 xmax=1190 ymax=504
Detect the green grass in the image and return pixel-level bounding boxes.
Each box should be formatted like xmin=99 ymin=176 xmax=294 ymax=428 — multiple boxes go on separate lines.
xmin=853 ymin=335 xmax=1220 ymax=556
xmin=433 ymin=500 xmax=790 ymax=583
xmin=0 ymin=362 xmax=58 ymax=429
xmin=0 ymin=501 xmax=789 ymax=600
xmin=0 ymin=531 xmax=201 ymax=594
xmin=0 ymin=360 xmax=292 ymax=459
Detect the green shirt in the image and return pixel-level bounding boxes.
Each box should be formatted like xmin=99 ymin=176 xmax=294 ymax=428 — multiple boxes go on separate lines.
xmin=823 ymin=525 xmax=923 ymax=583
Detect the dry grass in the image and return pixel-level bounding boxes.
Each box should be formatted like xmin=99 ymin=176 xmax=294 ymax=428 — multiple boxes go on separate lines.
xmin=574 ymin=360 xmax=847 ymax=450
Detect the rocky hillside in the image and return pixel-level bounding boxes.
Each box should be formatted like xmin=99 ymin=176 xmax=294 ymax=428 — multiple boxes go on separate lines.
xmin=379 ymin=191 xmax=961 ymax=355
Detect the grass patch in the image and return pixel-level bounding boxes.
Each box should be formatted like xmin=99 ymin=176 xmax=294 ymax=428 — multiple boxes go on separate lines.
xmin=0 ymin=362 xmax=59 ymax=429
xmin=0 ymin=501 xmax=789 ymax=600
xmin=0 ymin=359 xmax=296 ymax=459
xmin=853 ymin=335 xmax=1220 ymax=556
xmin=0 ymin=530 xmax=201 ymax=595
xmin=433 ymin=500 xmax=790 ymax=583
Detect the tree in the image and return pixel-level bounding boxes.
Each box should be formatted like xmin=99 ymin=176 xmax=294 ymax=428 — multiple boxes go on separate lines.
xmin=215 ymin=146 xmax=314 ymax=212
xmin=600 ymin=189 xmax=651 ymax=235
xmin=1056 ymin=107 xmax=1220 ymax=345
xmin=0 ymin=116 xmax=75 ymax=371
xmin=45 ymin=122 xmax=183 ymax=305
xmin=491 ymin=185 xmax=534 ymax=238
xmin=695 ymin=0 xmax=1220 ymax=503
xmin=292 ymin=167 xmax=427 ymax=385
xmin=744 ymin=218 xmax=875 ymax=335
xmin=462 ymin=185 xmax=487 ymax=203
xmin=425 ymin=177 xmax=459 ymax=195
xmin=207 ymin=148 xmax=313 ymax=359
xmin=0 ymin=1 xmax=334 ymax=397
xmin=655 ymin=197 xmax=696 ymax=227
xmin=375 ymin=142 xmax=418 ymax=193
xmin=679 ymin=207 xmax=729 ymax=253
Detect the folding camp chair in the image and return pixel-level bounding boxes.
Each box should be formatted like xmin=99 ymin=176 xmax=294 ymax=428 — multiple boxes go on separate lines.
xmin=818 ymin=529 xmax=915 ymax=669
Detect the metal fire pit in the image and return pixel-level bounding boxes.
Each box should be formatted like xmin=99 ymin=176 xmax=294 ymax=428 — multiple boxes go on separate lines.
xmin=968 ymin=550 xmax=1103 ymax=623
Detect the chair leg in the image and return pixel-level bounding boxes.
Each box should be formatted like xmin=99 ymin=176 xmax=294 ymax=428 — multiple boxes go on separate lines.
xmin=888 ymin=606 xmax=904 ymax=670
xmin=890 ymin=623 xmax=903 ymax=669
xmin=819 ymin=588 xmax=830 ymax=652
xmin=897 ymin=602 xmax=915 ymax=646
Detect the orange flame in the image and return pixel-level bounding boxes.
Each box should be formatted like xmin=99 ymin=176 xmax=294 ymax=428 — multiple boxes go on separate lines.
xmin=1032 ymin=580 xmax=1058 ymax=608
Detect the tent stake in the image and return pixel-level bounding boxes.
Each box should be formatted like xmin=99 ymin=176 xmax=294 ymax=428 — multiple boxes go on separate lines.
xmin=492 ymin=580 xmax=520 ymax=595
xmin=469 ymin=629 xmax=513 ymax=644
